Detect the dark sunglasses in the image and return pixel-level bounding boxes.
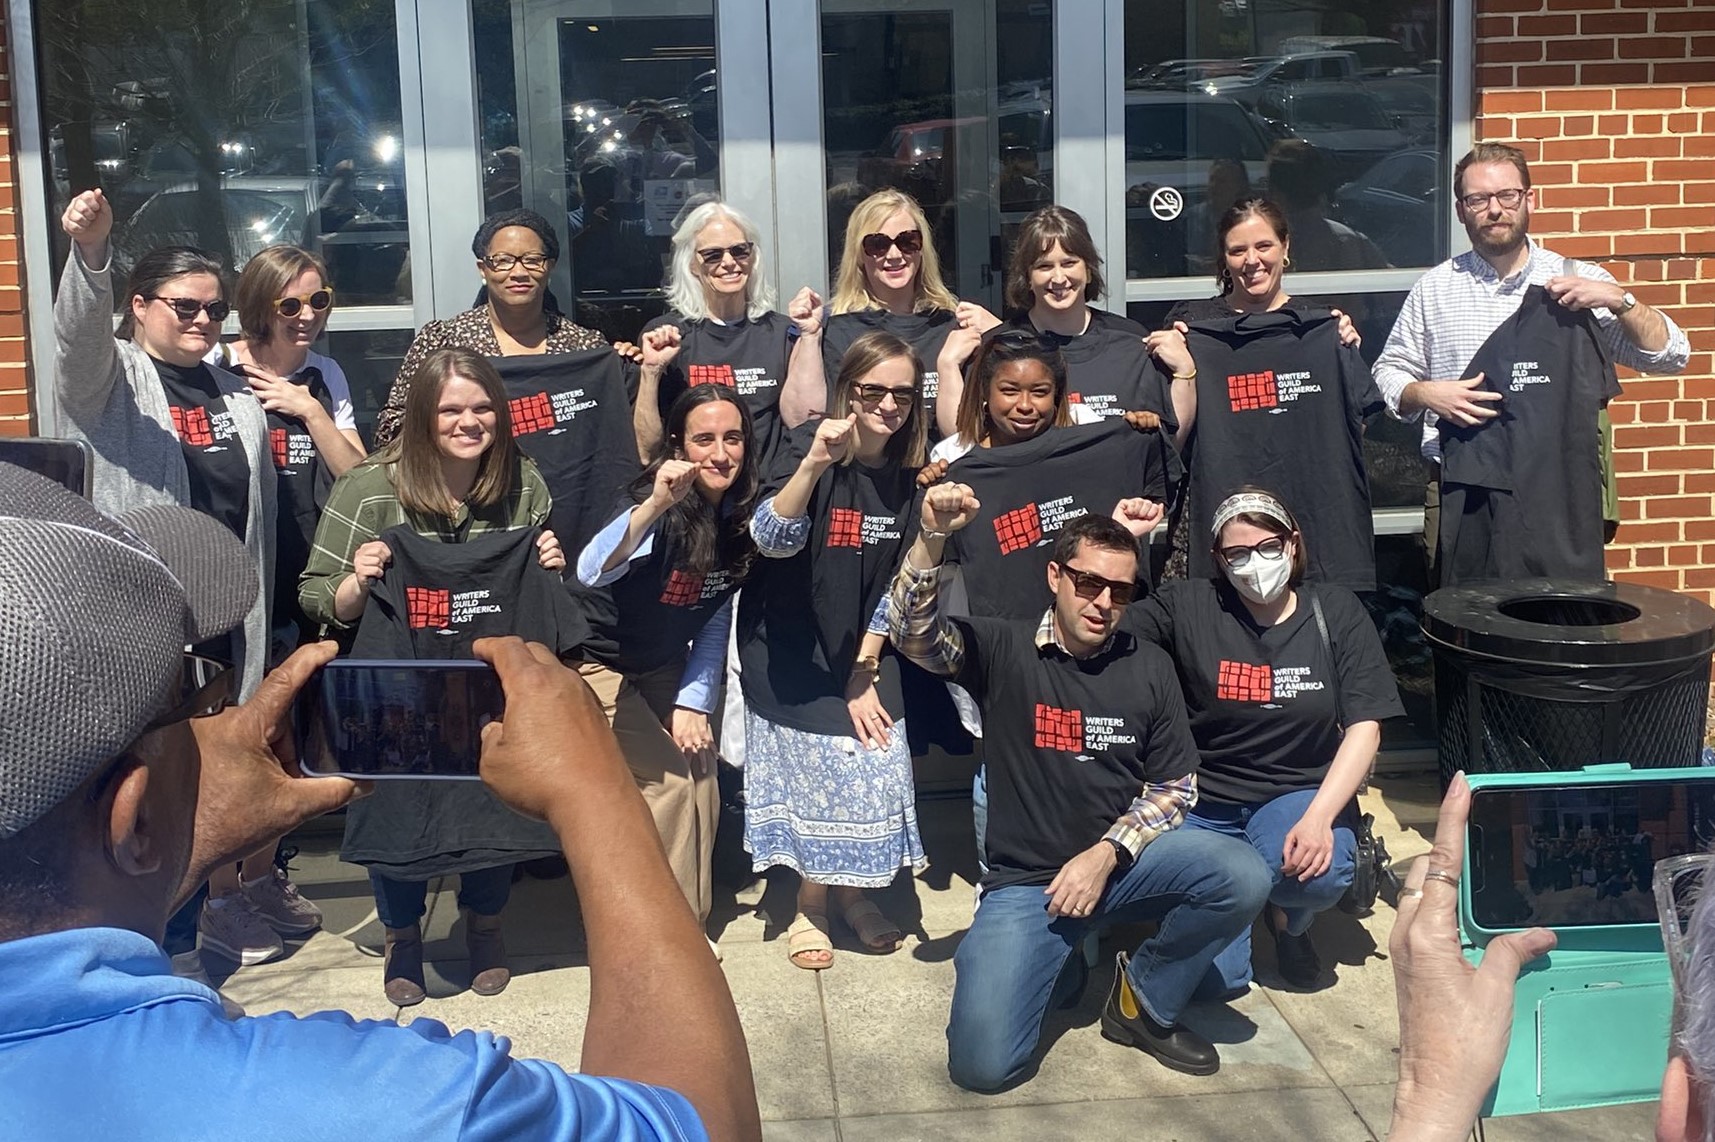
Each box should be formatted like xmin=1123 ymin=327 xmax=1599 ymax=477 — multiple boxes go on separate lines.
xmin=860 ymin=229 xmax=923 ymax=258
xmin=146 ymin=653 xmax=237 ymax=729
xmin=1218 ymin=535 xmax=1289 ymax=569
xmin=1055 ymin=562 xmax=1136 ymax=607
xmin=852 ymin=383 xmax=917 ymax=409
xmin=151 ymin=296 xmax=231 ymax=322
xmin=696 ymin=242 xmax=754 ymax=266
xmin=273 ymin=288 xmax=335 ymax=318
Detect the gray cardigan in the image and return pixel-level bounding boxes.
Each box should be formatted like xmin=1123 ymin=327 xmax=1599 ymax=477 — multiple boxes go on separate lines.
xmin=54 ymin=247 xmax=275 ymax=698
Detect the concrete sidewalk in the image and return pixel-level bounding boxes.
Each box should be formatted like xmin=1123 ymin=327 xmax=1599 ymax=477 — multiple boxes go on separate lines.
xmin=217 ymin=773 xmax=1658 ymax=1140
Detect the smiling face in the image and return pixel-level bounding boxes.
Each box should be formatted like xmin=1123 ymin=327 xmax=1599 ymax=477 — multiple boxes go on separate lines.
xmin=860 ymin=208 xmax=923 ymax=299
xmin=847 ymin=353 xmax=917 ymax=440
xmin=1028 ymin=241 xmax=1089 ymax=315
xmin=984 ymin=359 xmax=1057 ymax=445
xmin=435 ymin=373 xmax=499 ymax=463
xmin=479 ymin=225 xmax=554 ymax=313
xmin=269 ymin=267 xmax=330 ymax=352
xmin=690 ymin=215 xmax=753 ymax=305
xmin=1222 ymin=214 xmax=1288 ymax=309
xmin=677 ymin=398 xmax=747 ymax=503
xmin=1456 ymin=160 xmax=1534 ymax=263
xmin=131 ymin=272 xmax=224 ymax=365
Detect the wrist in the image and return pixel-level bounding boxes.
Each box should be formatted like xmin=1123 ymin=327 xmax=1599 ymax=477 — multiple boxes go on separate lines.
xmin=1387 ymin=1082 xmax=1478 ymax=1142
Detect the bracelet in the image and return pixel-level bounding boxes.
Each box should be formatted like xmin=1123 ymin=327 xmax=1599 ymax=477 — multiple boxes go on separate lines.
xmin=920 ymin=528 xmax=952 ymax=541
xmin=1171 ymin=369 xmax=1197 ymax=381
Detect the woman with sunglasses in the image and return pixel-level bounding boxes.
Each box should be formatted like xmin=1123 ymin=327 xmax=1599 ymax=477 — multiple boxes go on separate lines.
xmin=821 ymin=189 xmax=999 ymax=439
xmin=632 ymin=200 xmax=827 ymax=468
xmin=738 ymin=330 xmax=929 ymax=969
xmin=1123 ymin=488 xmax=1401 ymax=995
xmin=374 ymin=208 xmax=607 ymax=447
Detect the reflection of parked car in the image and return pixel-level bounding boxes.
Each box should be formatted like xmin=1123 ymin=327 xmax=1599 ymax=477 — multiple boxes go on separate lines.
xmin=1127 ymin=58 xmax=1254 ymax=90
xmin=1332 ymin=148 xmax=1441 ymax=267
xmin=1277 ymin=36 xmax=1418 ymax=76
xmin=1202 ymin=51 xmax=1361 ymax=104
xmin=1364 ymin=78 xmax=1439 ymax=146
xmin=1253 ymin=83 xmax=1411 ymax=183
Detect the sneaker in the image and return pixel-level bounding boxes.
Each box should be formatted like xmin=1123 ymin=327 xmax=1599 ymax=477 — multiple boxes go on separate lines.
xmin=1099 ymin=952 xmax=1220 ymax=1075
xmin=170 ymin=948 xmax=246 ymax=1019
xmin=198 ymin=895 xmax=285 ymax=967
xmin=242 ymin=868 xmax=323 ymax=936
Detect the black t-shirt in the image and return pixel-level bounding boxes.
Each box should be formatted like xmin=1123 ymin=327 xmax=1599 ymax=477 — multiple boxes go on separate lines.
xmin=823 ymin=308 xmax=957 ymax=438
xmin=641 ymin=310 xmax=795 ymax=467
xmin=737 ymin=423 xmax=917 ymax=735
xmin=1182 ymin=306 xmax=1382 ymax=590
xmin=1126 ymin=579 xmax=1403 ymax=806
xmin=949 ymin=616 xmax=1200 ymax=889
xmin=153 ymin=357 xmax=251 ymax=542
xmin=943 ymin=419 xmax=1173 ymax=620
xmin=999 ymin=309 xmax=1174 ymax=429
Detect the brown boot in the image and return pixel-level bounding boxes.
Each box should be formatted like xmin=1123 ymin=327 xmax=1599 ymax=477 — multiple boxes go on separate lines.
xmin=465 ymin=910 xmax=510 ymax=996
xmin=383 ymin=924 xmax=426 ymax=1007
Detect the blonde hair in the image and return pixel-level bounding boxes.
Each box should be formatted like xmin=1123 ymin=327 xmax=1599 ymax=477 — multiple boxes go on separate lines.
xmin=663 ymin=199 xmax=776 ymax=321
xmin=829 ymin=189 xmax=959 ymax=316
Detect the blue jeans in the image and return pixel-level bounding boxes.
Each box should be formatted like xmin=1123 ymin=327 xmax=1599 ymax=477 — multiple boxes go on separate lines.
xmin=972 ymin=766 xmax=988 ymax=872
xmin=946 ymin=827 xmax=1271 ymax=1092
xmin=1182 ymin=789 xmax=1357 ymax=995
xmin=369 ymin=865 xmax=514 ymax=929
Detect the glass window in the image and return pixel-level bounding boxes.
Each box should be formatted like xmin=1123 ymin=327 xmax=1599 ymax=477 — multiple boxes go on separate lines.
xmin=36 ymin=0 xmax=411 ymax=305
xmin=325 ymin=329 xmax=414 ymax=448
xmin=1123 ymin=0 xmax=1449 ymax=278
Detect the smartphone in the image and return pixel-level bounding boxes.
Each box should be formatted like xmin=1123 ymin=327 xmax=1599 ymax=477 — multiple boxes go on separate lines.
xmin=0 ymin=436 xmax=94 ymax=498
xmin=296 ymin=659 xmax=503 ymax=780
xmin=1467 ymin=771 xmax=1715 ymax=933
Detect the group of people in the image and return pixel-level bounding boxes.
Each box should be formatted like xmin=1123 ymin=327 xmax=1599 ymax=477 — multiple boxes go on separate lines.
xmin=10 ymin=134 xmax=1696 ymax=1134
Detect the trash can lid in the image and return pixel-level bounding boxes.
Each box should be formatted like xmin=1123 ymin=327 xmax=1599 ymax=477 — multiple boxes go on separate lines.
xmin=1421 ymin=578 xmax=1715 ymax=668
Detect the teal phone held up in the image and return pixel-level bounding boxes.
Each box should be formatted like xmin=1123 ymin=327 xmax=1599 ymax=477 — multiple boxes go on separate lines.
xmin=1460 ymin=766 xmax=1715 ymax=1117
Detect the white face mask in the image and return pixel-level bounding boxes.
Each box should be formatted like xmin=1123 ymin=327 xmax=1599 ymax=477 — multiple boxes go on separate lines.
xmin=1223 ymin=546 xmax=1293 ymax=605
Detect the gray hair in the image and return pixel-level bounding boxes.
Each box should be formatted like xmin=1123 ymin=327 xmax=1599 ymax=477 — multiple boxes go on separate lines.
xmin=663 ymin=198 xmax=776 ymax=321
xmin=1678 ymin=869 xmax=1715 ymax=1137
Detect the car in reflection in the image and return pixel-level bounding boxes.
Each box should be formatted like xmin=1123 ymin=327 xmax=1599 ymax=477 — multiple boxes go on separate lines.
xmin=1201 ymin=50 xmax=1362 ymax=105
xmin=1127 ymin=58 xmax=1254 ymax=90
xmin=1364 ymin=77 xmax=1439 ymax=145
xmin=1252 ymin=82 xmax=1411 ymax=183
xmin=1277 ymin=35 xmax=1420 ymax=76
xmin=1331 ymin=148 xmax=1442 ymax=268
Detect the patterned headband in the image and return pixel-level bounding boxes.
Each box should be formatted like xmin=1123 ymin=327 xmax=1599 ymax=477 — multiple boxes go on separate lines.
xmin=1210 ymin=492 xmax=1294 ymax=537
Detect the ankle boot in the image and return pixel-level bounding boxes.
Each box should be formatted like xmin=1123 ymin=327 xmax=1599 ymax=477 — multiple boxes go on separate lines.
xmin=465 ymin=910 xmax=510 ymax=996
xmin=383 ymin=924 xmax=426 ymax=1007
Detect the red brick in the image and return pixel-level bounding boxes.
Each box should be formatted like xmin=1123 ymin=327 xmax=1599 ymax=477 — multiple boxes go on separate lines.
xmin=1548 ymin=185 xmax=1613 ymax=207
xmin=1577 ymin=207 xmax=1649 ymax=231
xmin=1580 ymin=160 xmax=1650 ymax=183
xmin=1633 ymin=113 xmax=1666 ymax=133
xmin=1657 ymin=10 xmax=1715 ymax=33
xmin=1615 ymin=232 xmax=1683 ymax=256
xmin=1580 ymin=62 xmax=1651 ymax=85
xmin=1619 ymin=35 xmax=1688 ymax=59
xmin=1615 ymin=86 xmax=1687 ymax=108
xmin=1517 ymin=64 xmax=1583 ymax=85
xmin=1546 ymin=0 xmax=1623 ymax=9
xmin=1646 ymin=448 xmax=1715 ymax=471
xmin=1685 ymin=183 xmax=1715 ymax=204
xmin=1580 ymin=10 xmax=1649 ymax=33
xmin=1616 ymin=424 xmax=1683 ymax=448
xmin=1655 ymin=61 xmax=1715 ymax=84
xmin=1545 ymin=88 xmax=1616 ymax=111
xmin=1519 ymin=13 xmax=1579 ymax=35
xmin=1616 ymin=522 xmax=1682 ymax=544
xmin=1486 ymin=0 xmax=1548 ymax=11
xmin=1482 ymin=40 xmax=1544 ymax=64
xmin=1619 ymin=474 xmax=1682 ymax=497
xmin=1614 ymin=137 xmax=1682 ymax=158
xmin=1655 ymin=159 xmax=1715 ymax=182
xmin=1478 ymin=64 xmax=1519 ymax=88
xmin=1543 ymin=138 xmax=1611 ymax=161
xmin=1644 ymin=496 xmax=1713 ymax=519
xmin=1611 ymin=569 xmax=1684 ymax=590
xmin=1550 ymin=37 xmax=1618 ymax=60
xmin=1553 ymin=234 xmax=1621 ymax=258
xmin=1633 ymin=545 xmax=1668 ymax=567
xmin=1598 ymin=113 xmax=1632 ymax=134
xmin=1652 ymin=206 xmax=1715 ymax=229
xmin=1686 ymin=518 xmax=1715 ymax=541
xmin=1622 ymin=379 xmax=1682 ymax=402
xmin=1478 ymin=15 xmax=1517 ymax=37
xmin=1513 ymin=115 xmax=1563 ymax=138
xmin=1613 ymin=183 xmax=1680 ymax=206
xmin=1667 ymin=111 xmax=1702 ymax=132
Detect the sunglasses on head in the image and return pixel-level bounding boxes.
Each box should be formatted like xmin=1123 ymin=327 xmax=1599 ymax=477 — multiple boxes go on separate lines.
xmin=273 ymin=288 xmax=334 ymax=318
xmin=860 ymin=229 xmax=923 ymax=258
xmin=852 ymin=383 xmax=916 ymax=409
xmin=150 ymin=296 xmax=230 ymax=323
xmin=697 ymin=242 xmax=754 ymax=266
xmin=146 ymin=653 xmax=237 ymax=730
xmin=1055 ymin=562 xmax=1136 ymax=606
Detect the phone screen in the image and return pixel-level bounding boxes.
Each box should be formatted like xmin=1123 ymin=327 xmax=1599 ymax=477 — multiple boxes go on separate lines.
xmin=297 ymin=660 xmax=503 ymax=780
xmin=0 ymin=437 xmax=93 ymax=499
xmin=1469 ymin=780 xmax=1715 ymax=930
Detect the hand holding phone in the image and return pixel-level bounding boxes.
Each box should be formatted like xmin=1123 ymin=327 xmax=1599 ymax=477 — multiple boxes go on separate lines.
xmin=297 ymin=659 xmax=503 ymax=780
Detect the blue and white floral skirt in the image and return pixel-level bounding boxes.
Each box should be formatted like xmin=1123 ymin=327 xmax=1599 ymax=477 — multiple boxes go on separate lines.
xmin=742 ymin=706 xmax=927 ymax=888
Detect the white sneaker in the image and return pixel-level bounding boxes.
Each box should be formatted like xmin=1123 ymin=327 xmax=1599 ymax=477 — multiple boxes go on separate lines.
xmin=242 ymin=868 xmax=323 ymax=936
xmin=170 ymin=948 xmax=246 ymax=1019
xmin=198 ymin=895 xmax=285 ymax=967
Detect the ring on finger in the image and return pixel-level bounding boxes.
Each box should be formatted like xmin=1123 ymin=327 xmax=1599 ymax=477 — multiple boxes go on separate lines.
xmin=1423 ymin=868 xmax=1460 ymax=889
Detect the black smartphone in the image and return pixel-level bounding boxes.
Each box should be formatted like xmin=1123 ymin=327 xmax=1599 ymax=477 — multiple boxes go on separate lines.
xmin=0 ymin=436 xmax=94 ymax=498
xmin=1467 ymin=776 xmax=1715 ymax=932
xmin=296 ymin=659 xmax=503 ymax=780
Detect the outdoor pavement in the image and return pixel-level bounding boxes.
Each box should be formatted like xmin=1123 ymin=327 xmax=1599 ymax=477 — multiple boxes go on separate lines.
xmin=214 ymin=770 xmax=1660 ymax=1141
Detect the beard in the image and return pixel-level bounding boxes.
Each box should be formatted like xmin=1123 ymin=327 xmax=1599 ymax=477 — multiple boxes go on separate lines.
xmin=1466 ymin=211 xmax=1529 ymax=261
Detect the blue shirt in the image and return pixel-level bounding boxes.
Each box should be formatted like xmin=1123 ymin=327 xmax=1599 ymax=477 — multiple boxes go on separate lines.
xmin=0 ymin=926 xmax=706 ymax=1141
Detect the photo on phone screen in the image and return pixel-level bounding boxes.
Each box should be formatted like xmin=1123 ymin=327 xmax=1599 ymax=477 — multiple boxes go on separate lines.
xmin=1469 ymin=780 xmax=1715 ymax=930
xmin=0 ymin=437 xmax=94 ymax=498
xmin=297 ymin=660 xmax=503 ymax=780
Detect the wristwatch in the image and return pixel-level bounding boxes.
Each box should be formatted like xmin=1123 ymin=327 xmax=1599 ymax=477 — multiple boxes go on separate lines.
xmin=1104 ymin=837 xmax=1135 ymax=872
xmin=1618 ymin=290 xmax=1638 ymax=313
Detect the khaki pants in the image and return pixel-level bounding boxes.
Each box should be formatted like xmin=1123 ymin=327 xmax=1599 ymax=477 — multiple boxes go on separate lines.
xmin=577 ymin=660 xmax=719 ymax=923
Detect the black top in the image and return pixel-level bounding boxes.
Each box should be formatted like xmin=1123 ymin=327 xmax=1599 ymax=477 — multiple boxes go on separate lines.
xmin=641 ymin=310 xmax=795 ymax=467
xmin=823 ymin=308 xmax=957 ymax=438
xmin=943 ymin=419 xmax=1174 ymax=620
xmin=1126 ymin=579 xmax=1403 ymax=805
xmin=998 ymin=309 xmax=1173 ymax=430
xmin=1181 ymin=306 xmax=1383 ymax=590
xmin=152 ymin=357 xmax=252 ymax=543
xmin=949 ymin=616 xmax=1200 ymax=889
xmin=737 ymin=422 xmax=918 ymax=735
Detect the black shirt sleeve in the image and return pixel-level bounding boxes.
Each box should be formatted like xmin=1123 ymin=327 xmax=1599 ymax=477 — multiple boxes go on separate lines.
xmin=1122 ymin=584 xmax=1176 ymax=650
xmin=1320 ymin=586 xmax=1406 ymax=727
xmin=1138 ymin=641 xmax=1202 ymax=783
xmin=948 ymin=614 xmax=997 ymax=698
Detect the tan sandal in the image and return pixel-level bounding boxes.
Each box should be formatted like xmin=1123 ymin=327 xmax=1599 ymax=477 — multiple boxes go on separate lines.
xmin=842 ymin=899 xmax=903 ymax=953
xmin=786 ymin=912 xmax=833 ymax=970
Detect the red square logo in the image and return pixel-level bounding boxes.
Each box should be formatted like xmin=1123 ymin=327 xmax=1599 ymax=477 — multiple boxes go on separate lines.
xmin=659 ymin=569 xmax=706 ymax=606
xmin=406 ymin=587 xmax=451 ymax=629
xmin=1227 ymin=370 xmax=1278 ymax=413
xmin=1066 ymin=391 xmax=1083 ymax=404
xmin=828 ymin=508 xmax=864 ymax=548
xmin=689 ymin=363 xmax=736 ymax=388
xmin=1216 ymin=660 xmax=1274 ymax=703
xmin=170 ymin=405 xmax=214 ymax=447
xmin=269 ymin=427 xmax=290 ymax=469
xmin=509 ymin=392 xmax=556 ymax=435
xmin=993 ymin=503 xmax=1043 ymax=555
xmin=1033 ymin=703 xmax=1084 ymax=752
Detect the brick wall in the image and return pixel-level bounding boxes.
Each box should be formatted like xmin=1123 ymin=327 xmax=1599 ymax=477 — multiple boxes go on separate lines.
xmin=0 ymin=12 xmax=29 ymax=436
xmin=1476 ymin=0 xmax=1715 ymax=601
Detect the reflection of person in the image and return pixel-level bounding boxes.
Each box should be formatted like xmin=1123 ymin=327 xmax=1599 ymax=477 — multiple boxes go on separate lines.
xmin=1125 ymin=490 xmax=1403 ymax=991
xmin=301 ymin=347 xmax=566 ymax=1006
xmin=888 ymin=506 xmax=1271 ymax=1088
xmin=0 ymin=466 xmax=758 ymax=1137
xmin=1373 ymin=143 xmax=1690 ymax=585
xmin=374 ymin=210 xmax=608 ymax=446
xmin=1265 ymin=140 xmax=1388 ymax=272
xmin=739 ymin=332 xmax=929 ymax=970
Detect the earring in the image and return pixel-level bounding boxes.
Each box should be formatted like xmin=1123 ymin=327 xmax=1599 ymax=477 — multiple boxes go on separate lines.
xmin=1283 ymin=255 xmax=1292 ymax=269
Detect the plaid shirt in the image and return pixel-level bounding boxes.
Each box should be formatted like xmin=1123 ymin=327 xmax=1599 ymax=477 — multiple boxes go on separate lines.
xmin=887 ymin=556 xmax=1196 ymax=859
xmin=1373 ymin=239 xmax=1690 ymax=462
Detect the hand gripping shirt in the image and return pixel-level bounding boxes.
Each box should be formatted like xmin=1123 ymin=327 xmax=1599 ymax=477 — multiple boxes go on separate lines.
xmin=641 ymin=311 xmax=796 ymax=466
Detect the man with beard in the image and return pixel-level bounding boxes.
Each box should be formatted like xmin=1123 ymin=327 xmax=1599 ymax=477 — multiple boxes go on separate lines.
xmin=1373 ymin=143 xmax=1688 ymax=584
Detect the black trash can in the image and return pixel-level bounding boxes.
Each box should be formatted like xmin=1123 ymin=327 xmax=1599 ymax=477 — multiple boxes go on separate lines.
xmin=1422 ymin=579 xmax=1715 ymax=785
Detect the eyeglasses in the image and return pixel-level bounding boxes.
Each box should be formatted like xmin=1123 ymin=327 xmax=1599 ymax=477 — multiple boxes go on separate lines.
xmin=145 ymin=653 xmax=237 ymax=729
xmin=1459 ymin=188 xmax=1527 ymax=212
xmin=150 ymin=296 xmax=231 ymax=323
xmin=852 ymin=383 xmax=917 ymax=409
xmin=696 ymin=242 xmax=754 ymax=266
xmin=860 ymin=229 xmax=923 ymax=258
xmin=482 ymin=252 xmax=551 ymax=273
xmin=273 ymin=288 xmax=335 ymax=318
xmin=1218 ymin=535 xmax=1289 ymax=570
xmin=1055 ymin=562 xmax=1137 ymax=607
